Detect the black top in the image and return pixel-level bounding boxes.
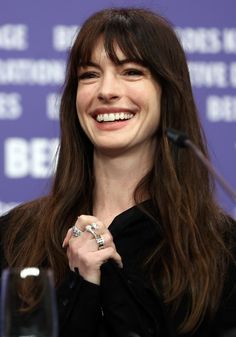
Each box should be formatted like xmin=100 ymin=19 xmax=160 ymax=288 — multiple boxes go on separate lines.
xmin=1 ymin=204 xmax=236 ymax=337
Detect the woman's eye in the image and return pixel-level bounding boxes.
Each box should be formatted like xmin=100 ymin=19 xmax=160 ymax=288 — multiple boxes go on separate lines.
xmin=124 ymin=69 xmax=143 ymax=76
xmin=78 ymin=72 xmax=98 ymax=81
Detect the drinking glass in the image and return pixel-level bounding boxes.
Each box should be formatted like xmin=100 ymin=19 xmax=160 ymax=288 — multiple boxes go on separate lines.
xmin=1 ymin=267 xmax=58 ymax=337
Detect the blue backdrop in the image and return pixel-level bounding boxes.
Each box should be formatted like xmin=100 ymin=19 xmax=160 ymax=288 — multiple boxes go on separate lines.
xmin=0 ymin=0 xmax=236 ymax=217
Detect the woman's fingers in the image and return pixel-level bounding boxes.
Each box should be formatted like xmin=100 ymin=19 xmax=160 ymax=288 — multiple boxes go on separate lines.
xmin=62 ymin=227 xmax=73 ymax=248
xmin=67 ymin=231 xmax=111 ymax=255
xmin=62 ymin=214 xmax=107 ymax=247
xmin=96 ymin=246 xmax=123 ymax=268
xmin=77 ymin=215 xmax=108 ymax=236
xmin=62 ymin=214 xmax=123 ymax=284
xmin=70 ymin=246 xmax=123 ymax=272
xmin=67 ymin=232 xmax=123 ymax=270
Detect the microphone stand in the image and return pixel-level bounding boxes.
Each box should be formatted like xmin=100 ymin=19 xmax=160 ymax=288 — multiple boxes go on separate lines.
xmin=166 ymin=128 xmax=236 ymax=204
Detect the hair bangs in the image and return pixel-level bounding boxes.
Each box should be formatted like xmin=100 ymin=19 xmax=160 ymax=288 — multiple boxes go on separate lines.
xmin=76 ymin=10 xmax=147 ymax=68
xmin=103 ymin=23 xmax=145 ymax=65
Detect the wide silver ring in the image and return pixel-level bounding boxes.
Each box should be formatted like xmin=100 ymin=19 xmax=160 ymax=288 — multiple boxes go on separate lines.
xmin=96 ymin=235 xmax=105 ymax=250
xmin=72 ymin=225 xmax=82 ymax=237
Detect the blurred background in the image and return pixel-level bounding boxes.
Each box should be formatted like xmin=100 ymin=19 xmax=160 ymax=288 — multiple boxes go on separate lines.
xmin=0 ymin=0 xmax=235 ymax=217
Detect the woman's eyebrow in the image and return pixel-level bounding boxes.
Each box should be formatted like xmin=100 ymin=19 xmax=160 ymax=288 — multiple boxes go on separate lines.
xmin=79 ymin=61 xmax=100 ymax=68
xmin=79 ymin=59 xmax=146 ymax=68
xmin=116 ymin=58 xmax=146 ymax=66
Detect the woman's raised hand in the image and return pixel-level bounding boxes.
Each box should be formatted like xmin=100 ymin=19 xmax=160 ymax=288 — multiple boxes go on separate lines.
xmin=62 ymin=215 xmax=123 ymax=285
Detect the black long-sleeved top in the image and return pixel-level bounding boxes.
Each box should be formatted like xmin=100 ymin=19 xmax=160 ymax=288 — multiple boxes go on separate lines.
xmin=1 ymin=204 xmax=236 ymax=337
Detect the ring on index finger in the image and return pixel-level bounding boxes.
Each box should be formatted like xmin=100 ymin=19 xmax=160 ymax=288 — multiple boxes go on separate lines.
xmin=72 ymin=225 xmax=82 ymax=237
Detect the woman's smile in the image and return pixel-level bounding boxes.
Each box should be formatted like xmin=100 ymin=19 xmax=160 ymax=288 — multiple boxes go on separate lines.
xmin=91 ymin=107 xmax=136 ymax=130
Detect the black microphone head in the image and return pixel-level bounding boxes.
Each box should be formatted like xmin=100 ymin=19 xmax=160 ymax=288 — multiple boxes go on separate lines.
xmin=165 ymin=128 xmax=189 ymax=148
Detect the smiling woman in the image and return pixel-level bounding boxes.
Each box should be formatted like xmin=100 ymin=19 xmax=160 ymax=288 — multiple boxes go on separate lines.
xmin=76 ymin=37 xmax=161 ymax=156
xmin=1 ymin=7 xmax=236 ymax=337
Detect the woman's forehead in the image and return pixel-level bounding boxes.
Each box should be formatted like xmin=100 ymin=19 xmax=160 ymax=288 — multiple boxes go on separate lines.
xmin=90 ymin=37 xmax=125 ymax=62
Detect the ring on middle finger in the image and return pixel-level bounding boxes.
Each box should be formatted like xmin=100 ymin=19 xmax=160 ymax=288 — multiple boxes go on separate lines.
xmin=90 ymin=222 xmax=99 ymax=230
xmin=85 ymin=224 xmax=99 ymax=239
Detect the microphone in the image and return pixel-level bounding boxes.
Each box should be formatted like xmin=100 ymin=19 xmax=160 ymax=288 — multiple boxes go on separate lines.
xmin=166 ymin=128 xmax=236 ymax=204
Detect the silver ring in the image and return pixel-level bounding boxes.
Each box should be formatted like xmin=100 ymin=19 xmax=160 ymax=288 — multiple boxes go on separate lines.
xmin=72 ymin=225 xmax=82 ymax=237
xmin=90 ymin=222 xmax=99 ymax=230
xmin=85 ymin=224 xmax=99 ymax=239
xmin=96 ymin=235 xmax=105 ymax=250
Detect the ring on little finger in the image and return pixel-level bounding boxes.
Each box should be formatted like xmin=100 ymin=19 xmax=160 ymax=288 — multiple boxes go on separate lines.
xmin=72 ymin=225 xmax=82 ymax=237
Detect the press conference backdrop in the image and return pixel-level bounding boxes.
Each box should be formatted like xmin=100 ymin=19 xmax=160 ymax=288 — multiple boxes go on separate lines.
xmin=0 ymin=0 xmax=236 ymax=218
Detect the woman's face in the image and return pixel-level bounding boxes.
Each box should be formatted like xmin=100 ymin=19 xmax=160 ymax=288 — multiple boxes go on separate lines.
xmin=76 ymin=38 xmax=162 ymax=157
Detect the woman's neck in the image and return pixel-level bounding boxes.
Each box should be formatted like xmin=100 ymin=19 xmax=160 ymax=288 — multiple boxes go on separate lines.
xmin=92 ymin=149 xmax=153 ymax=227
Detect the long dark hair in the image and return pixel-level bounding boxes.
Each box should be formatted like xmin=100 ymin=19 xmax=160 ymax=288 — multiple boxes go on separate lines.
xmin=3 ymin=8 xmax=233 ymax=333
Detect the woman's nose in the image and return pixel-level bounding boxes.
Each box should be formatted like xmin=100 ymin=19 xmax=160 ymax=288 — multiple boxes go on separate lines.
xmin=97 ymin=74 xmax=121 ymax=102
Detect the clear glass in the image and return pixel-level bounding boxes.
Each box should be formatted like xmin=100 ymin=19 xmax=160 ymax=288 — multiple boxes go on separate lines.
xmin=1 ymin=267 xmax=58 ymax=337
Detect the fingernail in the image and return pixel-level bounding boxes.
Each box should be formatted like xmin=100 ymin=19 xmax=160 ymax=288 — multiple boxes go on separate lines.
xmin=118 ymin=261 xmax=123 ymax=269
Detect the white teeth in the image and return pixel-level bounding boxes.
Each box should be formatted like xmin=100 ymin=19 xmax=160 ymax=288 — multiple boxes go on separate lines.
xmin=96 ymin=112 xmax=134 ymax=122
xmin=97 ymin=114 xmax=103 ymax=122
xmin=103 ymin=113 xmax=109 ymax=121
xmin=108 ymin=113 xmax=115 ymax=121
